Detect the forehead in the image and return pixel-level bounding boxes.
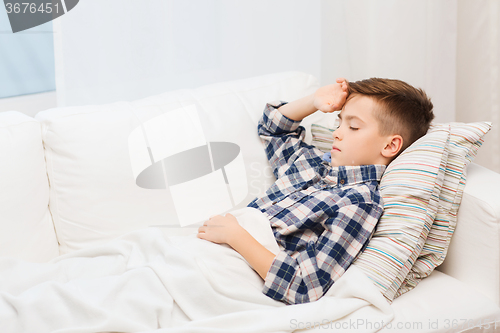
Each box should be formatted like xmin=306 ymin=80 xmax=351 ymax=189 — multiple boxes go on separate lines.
xmin=339 ymin=95 xmax=378 ymax=121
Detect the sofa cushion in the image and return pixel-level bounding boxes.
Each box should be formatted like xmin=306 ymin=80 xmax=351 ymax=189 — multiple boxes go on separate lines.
xmin=382 ymin=270 xmax=500 ymax=332
xmin=34 ymin=71 xmax=319 ymax=254
xmin=0 ymin=111 xmax=59 ymax=262
xmin=438 ymin=163 xmax=500 ymax=306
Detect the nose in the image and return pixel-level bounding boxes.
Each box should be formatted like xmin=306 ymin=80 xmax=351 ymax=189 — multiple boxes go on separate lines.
xmin=332 ymin=127 xmax=341 ymax=141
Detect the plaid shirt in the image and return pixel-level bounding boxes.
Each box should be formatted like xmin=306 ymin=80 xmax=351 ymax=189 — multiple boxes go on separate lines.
xmin=246 ymin=101 xmax=386 ymax=305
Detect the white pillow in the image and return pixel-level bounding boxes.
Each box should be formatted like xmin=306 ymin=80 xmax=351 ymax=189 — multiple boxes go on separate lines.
xmin=0 ymin=111 xmax=59 ymax=262
xmin=34 ymin=71 xmax=320 ymax=254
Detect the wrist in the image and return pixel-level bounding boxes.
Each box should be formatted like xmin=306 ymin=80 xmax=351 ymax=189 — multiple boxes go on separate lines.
xmin=277 ymin=93 xmax=317 ymax=121
xmin=304 ymin=93 xmax=316 ymax=113
xmin=226 ymin=225 xmax=247 ymax=248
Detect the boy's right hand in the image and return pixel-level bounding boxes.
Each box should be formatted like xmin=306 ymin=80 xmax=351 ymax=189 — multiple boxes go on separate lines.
xmin=313 ymin=78 xmax=349 ymax=113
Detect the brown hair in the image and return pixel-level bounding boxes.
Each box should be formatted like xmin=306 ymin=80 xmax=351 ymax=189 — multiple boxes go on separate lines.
xmin=347 ymin=78 xmax=434 ymax=157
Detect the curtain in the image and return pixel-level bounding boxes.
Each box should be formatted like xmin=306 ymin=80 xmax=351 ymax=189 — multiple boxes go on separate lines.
xmin=320 ymin=0 xmax=457 ymax=124
xmin=53 ymin=0 xmax=500 ymax=173
xmin=455 ymin=0 xmax=499 ymax=173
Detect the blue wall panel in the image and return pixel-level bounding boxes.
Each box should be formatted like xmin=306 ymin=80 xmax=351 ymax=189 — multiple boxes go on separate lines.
xmin=0 ymin=9 xmax=55 ymax=99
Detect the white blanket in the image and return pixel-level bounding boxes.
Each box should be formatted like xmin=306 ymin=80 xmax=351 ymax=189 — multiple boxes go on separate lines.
xmin=0 ymin=207 xmax=394 ymax=333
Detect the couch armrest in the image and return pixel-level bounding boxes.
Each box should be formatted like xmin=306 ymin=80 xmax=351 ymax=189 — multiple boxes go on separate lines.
xmin=437 ymin=163 xmax=500 ymax=306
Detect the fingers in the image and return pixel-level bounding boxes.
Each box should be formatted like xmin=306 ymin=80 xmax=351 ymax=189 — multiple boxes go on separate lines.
xmin=335 ymin=77 xmax=349 ymax=92
xmin=197 ymin=225 xmax=212 ymax=241
xmin=336 ymin=77 xmax=349 ymax=83
xmin=330 ymin=92 xmax=348 ymax=112
xmin=199 ymin=216 xmax=216 ymax=233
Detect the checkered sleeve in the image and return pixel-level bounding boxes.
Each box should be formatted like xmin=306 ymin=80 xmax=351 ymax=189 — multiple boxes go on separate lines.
xmin=257 ymin=101 xmax=311 ymax=179
xmin=263 ymin=198 xmax=383 ymax=305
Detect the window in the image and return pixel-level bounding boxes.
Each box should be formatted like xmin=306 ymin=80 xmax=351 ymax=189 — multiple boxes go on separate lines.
xmin=0 ymin=8 xmax=55 ymax=99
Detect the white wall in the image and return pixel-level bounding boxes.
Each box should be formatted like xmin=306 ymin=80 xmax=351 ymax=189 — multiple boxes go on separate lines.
xmin=320 ymin=0 xmax=457 ymax=124
xmin=53 ymin=0 xmax=322 ymax=107
xmin=54 ymin=0 xmax=457 ymax=123
xmin=0 ymin=91 xmax=56 ymax=117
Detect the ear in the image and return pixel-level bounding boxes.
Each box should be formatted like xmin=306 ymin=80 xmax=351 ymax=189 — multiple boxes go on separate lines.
xmin=381 ymin=135 xmax=403 ymax=158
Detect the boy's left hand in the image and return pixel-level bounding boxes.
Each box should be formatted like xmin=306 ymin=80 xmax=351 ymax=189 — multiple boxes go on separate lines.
xmin=313 ymin=77 xmax=349 ymax=112
xmin=197 ymin=212 xmax=276 ymax=281
xmin=197 ymin=213 xmax=242 ymax=245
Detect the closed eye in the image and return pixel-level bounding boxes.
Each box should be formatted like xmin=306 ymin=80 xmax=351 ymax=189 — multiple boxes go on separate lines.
xmin=349 ymin=127 xmax=359 ymax=131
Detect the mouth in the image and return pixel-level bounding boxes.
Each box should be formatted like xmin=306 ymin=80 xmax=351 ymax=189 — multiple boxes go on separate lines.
xmin=331 ymin=146 xmax=341 ymax=153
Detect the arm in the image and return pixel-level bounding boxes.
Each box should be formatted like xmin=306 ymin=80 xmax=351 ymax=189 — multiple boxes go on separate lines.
xmin=257 ymin=78 xmax=349 ymax=179
xmin=277 ymin=77 xmax=349 ymax=121
xmin=197 ymin=197 xmax=383 ymax=304
xmin=197 ymin=213 xmax=275 ymax=280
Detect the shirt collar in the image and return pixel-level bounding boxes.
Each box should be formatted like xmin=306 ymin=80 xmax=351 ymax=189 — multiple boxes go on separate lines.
xmin=320 ymin=152 xmax=386 ymax=186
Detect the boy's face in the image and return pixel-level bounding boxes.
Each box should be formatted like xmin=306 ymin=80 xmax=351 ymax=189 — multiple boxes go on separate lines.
xmin=330 ymin=95 xmax=392 ymax=167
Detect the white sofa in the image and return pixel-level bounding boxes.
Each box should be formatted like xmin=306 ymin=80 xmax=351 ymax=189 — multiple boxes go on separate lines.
xmin=1 ymin=71 xmax=499 ymax=332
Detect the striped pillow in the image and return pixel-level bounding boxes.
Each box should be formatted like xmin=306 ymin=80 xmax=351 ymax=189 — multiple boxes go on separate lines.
xmin=351 ymin=127 xmax=450 ymax=302
xmin=394 ymin=121 xmax=492 ymax=298
xmin=311 ymin=114 xmax=339 ymax=153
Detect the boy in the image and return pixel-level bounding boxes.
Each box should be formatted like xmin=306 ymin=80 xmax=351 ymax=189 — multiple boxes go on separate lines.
xmin=197 ymin=77 xmax=434 ymax=305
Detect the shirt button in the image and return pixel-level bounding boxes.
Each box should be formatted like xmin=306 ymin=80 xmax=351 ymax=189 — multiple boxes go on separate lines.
xmin=340 ymin=179 xmax=345 ymax=185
